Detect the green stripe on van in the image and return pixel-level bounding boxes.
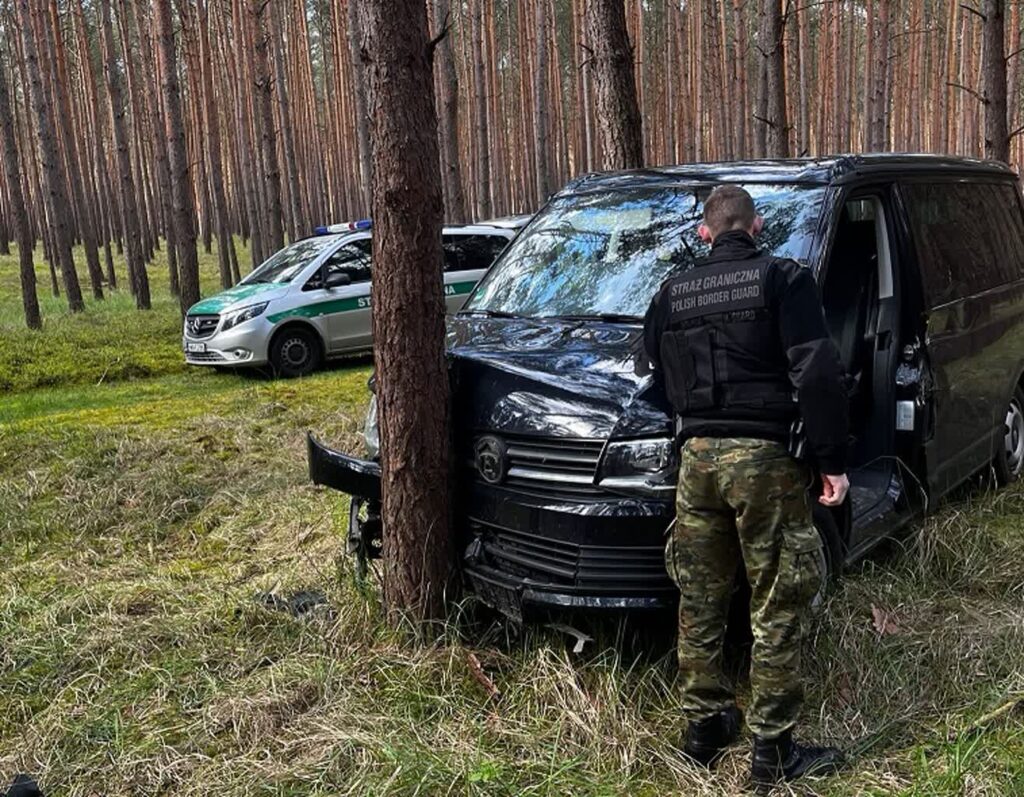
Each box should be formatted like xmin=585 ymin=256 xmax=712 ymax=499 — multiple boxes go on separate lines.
xmin=266 ymin=281 xmax=475 ymax=324
xmin=267 ymin=295 xmax=370 ymax=323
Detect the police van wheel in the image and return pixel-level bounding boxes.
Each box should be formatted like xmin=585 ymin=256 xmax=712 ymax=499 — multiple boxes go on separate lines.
xmin=270 ymin=327 xmax=322 ymax=378
xmin=994 ymin=386 xmax=1024 ymax=486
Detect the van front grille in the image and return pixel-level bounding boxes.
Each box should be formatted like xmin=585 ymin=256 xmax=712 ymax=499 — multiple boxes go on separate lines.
xmin=186 ymin=350 xmax=225 ymax=363
xmin=469 ymin=434 xmax=605 ymax=499
xmin=185 ymin=315 xmax=220 ymax=339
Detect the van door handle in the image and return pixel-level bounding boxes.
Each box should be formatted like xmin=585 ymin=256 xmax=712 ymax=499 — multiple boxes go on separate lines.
xmin=876 ymin=330 xmax=892 ymax=351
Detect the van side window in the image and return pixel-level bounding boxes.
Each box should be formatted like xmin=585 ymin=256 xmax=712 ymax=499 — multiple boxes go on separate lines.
xmin=902 ymin=182 xmax=1023 ymax=304
xmin=304 ymin=239 xmax=372 ymax=290
xmin=442 ymin=235 xmax=508 ymax=273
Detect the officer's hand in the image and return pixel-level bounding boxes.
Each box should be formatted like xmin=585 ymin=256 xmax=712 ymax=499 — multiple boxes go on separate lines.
xmin=819 ymin=473 xmax=850 ymax=506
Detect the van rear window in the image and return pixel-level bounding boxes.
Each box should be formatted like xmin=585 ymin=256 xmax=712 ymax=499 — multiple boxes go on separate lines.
xmin=902 ymin=181 xmax=1024 ymax=305
xmin=463 ymin=184 xmax=825 ymax=319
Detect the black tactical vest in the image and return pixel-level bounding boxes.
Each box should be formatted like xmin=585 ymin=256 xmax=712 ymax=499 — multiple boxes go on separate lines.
xmin=658 ymin=254 xmax=798 ymax=427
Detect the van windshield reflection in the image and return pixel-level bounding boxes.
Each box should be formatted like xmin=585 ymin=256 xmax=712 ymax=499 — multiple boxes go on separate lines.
xmin=463 ymin=184 xmax=825 ymax=319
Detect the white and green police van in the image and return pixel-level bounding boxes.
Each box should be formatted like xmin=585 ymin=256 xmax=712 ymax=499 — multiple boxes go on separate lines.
xmin=183 ymin=218 xmax=525 ymax=377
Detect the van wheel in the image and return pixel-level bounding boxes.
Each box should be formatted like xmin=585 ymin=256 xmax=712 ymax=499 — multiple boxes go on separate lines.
xmin=994 ymin=386 xmax=1024 ymax=485
xmin=811 ymin=505 xmax=845 ymax=610
xmin=269 ymin=327 xmax=321 ymax=378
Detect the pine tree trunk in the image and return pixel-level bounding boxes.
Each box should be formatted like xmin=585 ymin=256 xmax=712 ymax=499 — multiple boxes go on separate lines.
xmin=251 ymin=0 xmax=285 ymax=253
xmin=15 ymin=0 xmax=84 ymax=312
xmin=0 ymin=51 xmax=41 ymax=329
xmin=585 ymin=0 xmax=644 ymax=170
xmin=759 ymin=0 xmax=789 ymax=157
xmin=531 ymin=0 xmax=550 ymax=203
xmin=359 ymin=0 xmax=452 ymax=623
xmin=474 ymin=0 xmax=493 ymax=216
xmin=983 ymin=0 xmax=1010 ymax=162
xmin=868 ymin=0 xmax=890 ymax=150
xmin=154 ymin=0 xmax=200 ymax=314
xmin=348 ymin=0 xmax=372 ymax=215
xmin=198 ymin=0 xmax=237 ymax=287
xmin=270 ymin=0 xmax=303 ymax=239
xmin=100 ymin=0 xmax=150 ymax=309
xmin=432 ymin=0 xmax=467 ymax=221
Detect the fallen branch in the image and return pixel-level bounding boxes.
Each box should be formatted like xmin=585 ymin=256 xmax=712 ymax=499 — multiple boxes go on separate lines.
xmin=467 ymin=652 xmax=500 ymax=701
xmin=953 ymin=698 xmax=1023 ymax=740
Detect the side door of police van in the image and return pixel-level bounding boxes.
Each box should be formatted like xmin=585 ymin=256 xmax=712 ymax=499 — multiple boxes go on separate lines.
xmin=301 ymin=235 xmax=374 ymax=353
xmin=898 ymin=178 xmax=1024 ymax=497
xmin=442 ymin=232 xmax=512 ymax=312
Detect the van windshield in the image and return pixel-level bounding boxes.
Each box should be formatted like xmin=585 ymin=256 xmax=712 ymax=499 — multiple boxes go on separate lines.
xmin=463 ymin=184 xmax=826 ymax=319
xmin=241 ymin=236 xmax=339 ymax=285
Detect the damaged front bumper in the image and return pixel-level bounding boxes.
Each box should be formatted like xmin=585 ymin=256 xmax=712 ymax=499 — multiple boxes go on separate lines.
xmin=307 ymin=432 xmax=676 ymax=620
xmin=308 ymin=433 xmax=382 ymax=568
xmin=307 ymin=433 xmax=381 ymax=499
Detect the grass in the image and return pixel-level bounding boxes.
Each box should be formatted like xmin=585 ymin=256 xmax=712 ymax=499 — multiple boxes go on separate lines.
xmin=2 ymin=244 xmax=1024 ymax=795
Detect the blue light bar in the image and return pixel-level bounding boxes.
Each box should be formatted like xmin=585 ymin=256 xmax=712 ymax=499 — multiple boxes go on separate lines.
xmin=313 ymin=219 xmax=373 ymax=235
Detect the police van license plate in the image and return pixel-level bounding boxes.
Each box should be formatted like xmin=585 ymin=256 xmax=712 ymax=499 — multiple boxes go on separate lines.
xmin=185 ymin=342 xmax=206 ymax=354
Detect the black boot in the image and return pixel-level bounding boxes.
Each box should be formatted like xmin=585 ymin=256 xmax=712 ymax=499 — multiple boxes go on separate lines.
xmin=682 ymin=705 xmax=743 ymax=767
xmin=751 ymin=730 xmax=844 ymax=786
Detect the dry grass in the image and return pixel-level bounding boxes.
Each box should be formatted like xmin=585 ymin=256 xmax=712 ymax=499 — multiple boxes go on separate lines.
xmin=2 ymin=250 xmax=1024 ymax=796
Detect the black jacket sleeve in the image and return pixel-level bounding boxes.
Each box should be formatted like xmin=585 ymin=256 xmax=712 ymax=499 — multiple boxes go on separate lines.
xmin=642 ymin=286 xmax=667 ymax=372
xmin=770 ymin=260 xmax=849 ymax=474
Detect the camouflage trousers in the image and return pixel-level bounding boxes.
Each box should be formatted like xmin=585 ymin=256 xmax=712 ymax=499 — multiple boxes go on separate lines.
xmin=665 ymin=437 xmax=822 ymax=739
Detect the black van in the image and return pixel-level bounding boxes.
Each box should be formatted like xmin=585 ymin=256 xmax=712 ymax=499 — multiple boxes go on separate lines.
xmin=309 ymin=155 xmax=1024 ymax=620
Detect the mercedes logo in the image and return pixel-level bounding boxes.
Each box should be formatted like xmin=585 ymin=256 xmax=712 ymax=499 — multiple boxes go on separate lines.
xmin=474 ymin=435 xmax=507 ymax=485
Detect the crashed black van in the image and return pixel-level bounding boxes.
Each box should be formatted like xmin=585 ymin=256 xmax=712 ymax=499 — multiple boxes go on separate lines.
xmin=309 ymin=155 xmax=1024 ymax=620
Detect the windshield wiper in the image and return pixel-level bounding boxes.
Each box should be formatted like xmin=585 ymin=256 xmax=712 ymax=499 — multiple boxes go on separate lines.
xmin=548 ymin=313 xmax=641 ymax=324
xmin=460 ymin=309 xmax=522 ymax=319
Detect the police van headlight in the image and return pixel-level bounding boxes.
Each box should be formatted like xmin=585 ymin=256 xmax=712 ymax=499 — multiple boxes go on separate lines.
xmin=363 ymin=394 xmax=379 ymax=459
xmin=597 ymin=437 xmax=678 ymax=497
xmin=221 ymin=302 xmax=269 ymax=331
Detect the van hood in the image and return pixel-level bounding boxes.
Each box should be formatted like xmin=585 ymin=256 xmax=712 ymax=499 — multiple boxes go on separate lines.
xmin=447 ymin=316 xmax=671 ymax=440
xmin=187 ymin=282 xmax=286 ymax=315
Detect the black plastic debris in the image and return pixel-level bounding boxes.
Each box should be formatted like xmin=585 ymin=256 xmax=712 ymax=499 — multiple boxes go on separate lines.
xmin=4 ymin=775 xmax=43 ymax=797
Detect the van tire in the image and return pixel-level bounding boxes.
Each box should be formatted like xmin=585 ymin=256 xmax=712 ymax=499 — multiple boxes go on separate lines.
xmin=994 ymin=385 xmax=1024 ymax=485
xmin=269 ymin=326 xmax=322 ymax=378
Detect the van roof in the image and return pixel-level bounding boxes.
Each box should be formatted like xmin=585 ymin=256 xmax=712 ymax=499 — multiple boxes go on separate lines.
xmin=560 ymin=154 xmax=1016 ymax=195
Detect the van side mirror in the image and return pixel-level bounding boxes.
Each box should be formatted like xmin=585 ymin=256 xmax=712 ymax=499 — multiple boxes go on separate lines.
xmin=324 ymin=271 xmax=352 ymax=289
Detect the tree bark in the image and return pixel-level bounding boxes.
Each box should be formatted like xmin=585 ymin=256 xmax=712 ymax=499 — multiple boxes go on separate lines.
xmin=198 ymin=0 xmax=237 ymax=287
xmin=251 ymin=0 xmax=285 ymax=253
xmin=585 ymin=0 xmax=644 ymax=170
xmin=757 ymin=0 xmax=789 ymax=157
xmin=359 ymin=0 xmax=453 ymax=623
xmin=983 ymin=0 xmax=1010 ymax=162
xmin=44 ymin=0 xmax=104 ymax=301
xmin=474 ymin=0 xmax=493 ymax=216
xmin=432 ymin=0 xmax=467 ymax=222
xmin=100 ymin=0 xmax=150 ymax=309
xmin=347 ymin=0 xmax=372 ymax=215
xmin=0 ymin=49 xmax=41 ymax=329
xmin=154 ymin=0 xmax=200 ymax=314
xmin=867 ymin=0 xmax=890 ymax=150
xmin=536 ymin=0 xmax=552 ymax=200
xmin=15 ymin=0 xmax=84 ymax=312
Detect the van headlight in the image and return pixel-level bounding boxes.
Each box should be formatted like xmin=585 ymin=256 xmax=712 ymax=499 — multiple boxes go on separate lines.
xmin=597 ymin=437 xmax=678 ymax=497
xmin=221 ymin=302 xmax=269 ymax=331
xmin=363 ymin=394 xmax=379 ymax=458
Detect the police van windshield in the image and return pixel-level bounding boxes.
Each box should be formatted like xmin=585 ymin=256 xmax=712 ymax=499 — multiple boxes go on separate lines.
xmin=241 ymin=236 xmax=339 ymax=285
xmin=463 ymin=184 xmax=825 ymax=319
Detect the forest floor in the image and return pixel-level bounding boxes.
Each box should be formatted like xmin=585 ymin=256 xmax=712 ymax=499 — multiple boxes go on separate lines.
xmin=1 ymin=242 xmax=1023 ymax=796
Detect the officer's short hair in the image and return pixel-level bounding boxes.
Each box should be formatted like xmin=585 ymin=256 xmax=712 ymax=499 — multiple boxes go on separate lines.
xmin=703 ymin=185 xmax=757 ymax=236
